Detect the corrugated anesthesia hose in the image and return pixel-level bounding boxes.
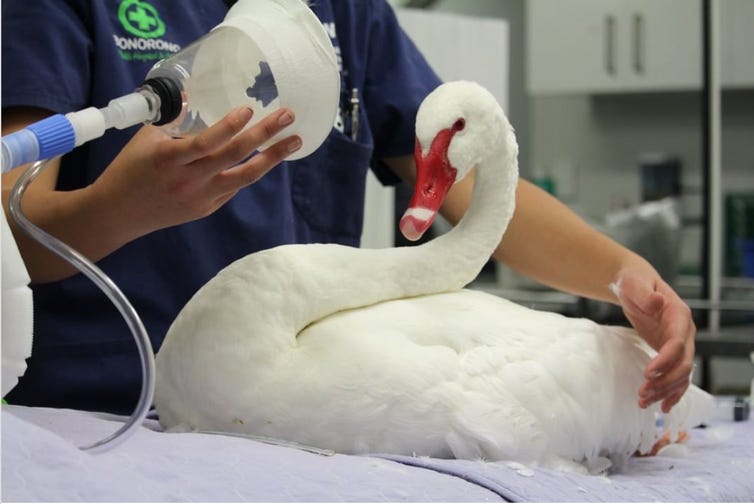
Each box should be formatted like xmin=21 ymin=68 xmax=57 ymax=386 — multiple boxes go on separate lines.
xmin=8 ymin=159 xmax=156 ymax=453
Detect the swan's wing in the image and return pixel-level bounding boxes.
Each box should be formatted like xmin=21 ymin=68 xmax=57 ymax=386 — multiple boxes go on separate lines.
xmin=298 ymin=289 xmax=652 ymax=462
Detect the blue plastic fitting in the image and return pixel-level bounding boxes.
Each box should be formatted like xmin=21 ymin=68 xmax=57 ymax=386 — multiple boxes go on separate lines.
xmin=1 ymin=114 xmax=76 ymax=171
xmin=27 ymin=114 xmax=76 ymax=160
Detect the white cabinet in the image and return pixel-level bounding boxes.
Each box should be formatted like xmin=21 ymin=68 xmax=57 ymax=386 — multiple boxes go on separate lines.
xmin=527 ymin=0 xmax=701 ymax=94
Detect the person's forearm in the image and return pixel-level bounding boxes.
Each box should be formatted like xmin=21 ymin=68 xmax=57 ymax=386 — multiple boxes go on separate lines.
xmin=2 ymin=170 xmax=139 ymax=283
xmin=493 ymin=180 xmax=652 ymax=304
xmin=384 ymin=156 xmax=655 ymax=304
xmin=1 ymin=107 xmax=136 ymax=283
xmin=437 ymin=173 xmax=653 ymax=304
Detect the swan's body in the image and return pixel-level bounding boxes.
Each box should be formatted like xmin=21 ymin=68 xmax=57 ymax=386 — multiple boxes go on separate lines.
xmin=155 ymin=81 xmax=711 ymax=472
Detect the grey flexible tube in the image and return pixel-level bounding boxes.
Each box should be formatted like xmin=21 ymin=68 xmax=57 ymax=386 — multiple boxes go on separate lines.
xmin=9 ymin=158 xmax=156 ymax=453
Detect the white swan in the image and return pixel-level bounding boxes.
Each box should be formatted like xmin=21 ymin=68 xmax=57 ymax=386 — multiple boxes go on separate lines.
xmin=154 ymin=81 xmax=712 ymax=472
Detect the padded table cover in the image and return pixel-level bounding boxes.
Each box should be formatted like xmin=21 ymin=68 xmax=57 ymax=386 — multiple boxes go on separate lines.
xmin=2 ymin=404 xmax=753 ymax=502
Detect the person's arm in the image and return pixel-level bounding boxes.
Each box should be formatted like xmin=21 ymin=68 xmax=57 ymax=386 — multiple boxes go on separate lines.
xmin=2 ymin=105 xmax=302 ymax=283
xmin=385 ymin=155 xmax=695 ymax=414
xmin=490 ymin=180 xmax=695 ymax=415
xmin=387 ymin=156 xmax=631 ymax=298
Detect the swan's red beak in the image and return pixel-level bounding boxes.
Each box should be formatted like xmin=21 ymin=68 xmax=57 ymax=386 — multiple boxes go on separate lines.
xmin=400 ymin=129 xmax=457 ymax=241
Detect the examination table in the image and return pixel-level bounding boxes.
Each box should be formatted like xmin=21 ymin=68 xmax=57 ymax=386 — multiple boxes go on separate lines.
xmin=2 ymin=403 xmax=753 ymax=502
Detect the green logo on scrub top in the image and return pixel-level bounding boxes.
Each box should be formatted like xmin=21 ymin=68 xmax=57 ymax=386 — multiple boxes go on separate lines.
xmin=118 ymin=0 xmax=166 ymax=38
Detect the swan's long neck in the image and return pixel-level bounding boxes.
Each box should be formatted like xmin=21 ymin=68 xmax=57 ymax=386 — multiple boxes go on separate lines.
xmin=404 ymin=128 xmax=519 ymax=294
xmin=279 ymin=122 xmax=519 ymax=334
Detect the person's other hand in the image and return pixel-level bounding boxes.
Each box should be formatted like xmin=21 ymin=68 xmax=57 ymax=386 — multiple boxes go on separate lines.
xmin=612 ymin=266 xmax=696 ymax=413
xmin=94 ymin=106 xmax=301 ymax=238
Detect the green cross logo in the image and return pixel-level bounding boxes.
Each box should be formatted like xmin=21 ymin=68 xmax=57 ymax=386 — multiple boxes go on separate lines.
xmin=118 ymin=0 xmax=165 ymax=38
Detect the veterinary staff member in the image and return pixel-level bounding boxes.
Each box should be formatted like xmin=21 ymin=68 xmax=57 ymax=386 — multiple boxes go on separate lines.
xmin=1 ymin=0 xmax=695 ymax=415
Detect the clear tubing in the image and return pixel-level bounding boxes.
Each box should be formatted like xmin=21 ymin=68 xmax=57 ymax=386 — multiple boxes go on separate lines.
xmin=9 ymin=159 xmax=156 ymax=453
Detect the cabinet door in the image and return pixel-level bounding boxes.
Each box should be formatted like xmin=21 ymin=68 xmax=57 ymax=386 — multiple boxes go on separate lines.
xmin=720 ymin=0 xmax=754 ymax=88
xmin=620 ymin=0 xmax=700 ymax=91
xmin=527 ymin=0 xmax=623 ymax=94
xmin=527 ymin=0 xmax=701 ymax=94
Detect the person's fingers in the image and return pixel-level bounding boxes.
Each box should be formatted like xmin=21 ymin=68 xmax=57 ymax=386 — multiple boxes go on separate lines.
xmin=232 ymin=108 xmax=295 ymax=156
xmin=642 ymin=373 xmax=689 ymax=409
xmin=204 ymin=134 xmax=301 ymax=213
xmin=646 ymin=343 xmax=693 ymax=393
xmin=189 ymin=108 xmax=296 ymax=176
xmin=660 ymin=388 xmax=688 ymax=414
xmin=163 ymin=106 xmax=256 ymax=166
xmin=644 ymin=303 xmax=695 ymax=377
xmin=215 ymin=135 xmax=302 ymax=193
xmin=644 ymin=333 xmax=686 ymax=380
xmin=639 ymin=371 xmax=691 ymax=408
xmin=640 ymin=343 xmax=694 ymax=411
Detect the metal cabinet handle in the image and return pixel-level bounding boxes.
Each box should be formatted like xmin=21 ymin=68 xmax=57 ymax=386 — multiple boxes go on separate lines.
xmin=633 ymin=12 xmax=645 ymax=74
xmin=605 ymin=15 xmax=616 ymax=75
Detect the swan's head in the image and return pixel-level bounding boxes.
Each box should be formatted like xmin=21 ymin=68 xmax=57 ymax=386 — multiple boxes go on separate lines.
xmin=400 ymin=81 xmax=508 ymax=241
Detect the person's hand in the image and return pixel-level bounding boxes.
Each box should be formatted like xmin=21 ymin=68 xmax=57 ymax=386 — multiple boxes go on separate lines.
xmin=92 ymin=106 xmax=301 ymax=239
xmin=612 ymin=265 xmax=696 ymax=413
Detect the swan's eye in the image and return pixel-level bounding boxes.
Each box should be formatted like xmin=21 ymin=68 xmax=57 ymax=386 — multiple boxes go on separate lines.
xmin=452 ymin=118 xmax=465 ymax=132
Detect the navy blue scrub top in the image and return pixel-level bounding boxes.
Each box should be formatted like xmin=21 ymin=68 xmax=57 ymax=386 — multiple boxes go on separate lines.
xmin=2 ymin=0 xmax=441 ymax=413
